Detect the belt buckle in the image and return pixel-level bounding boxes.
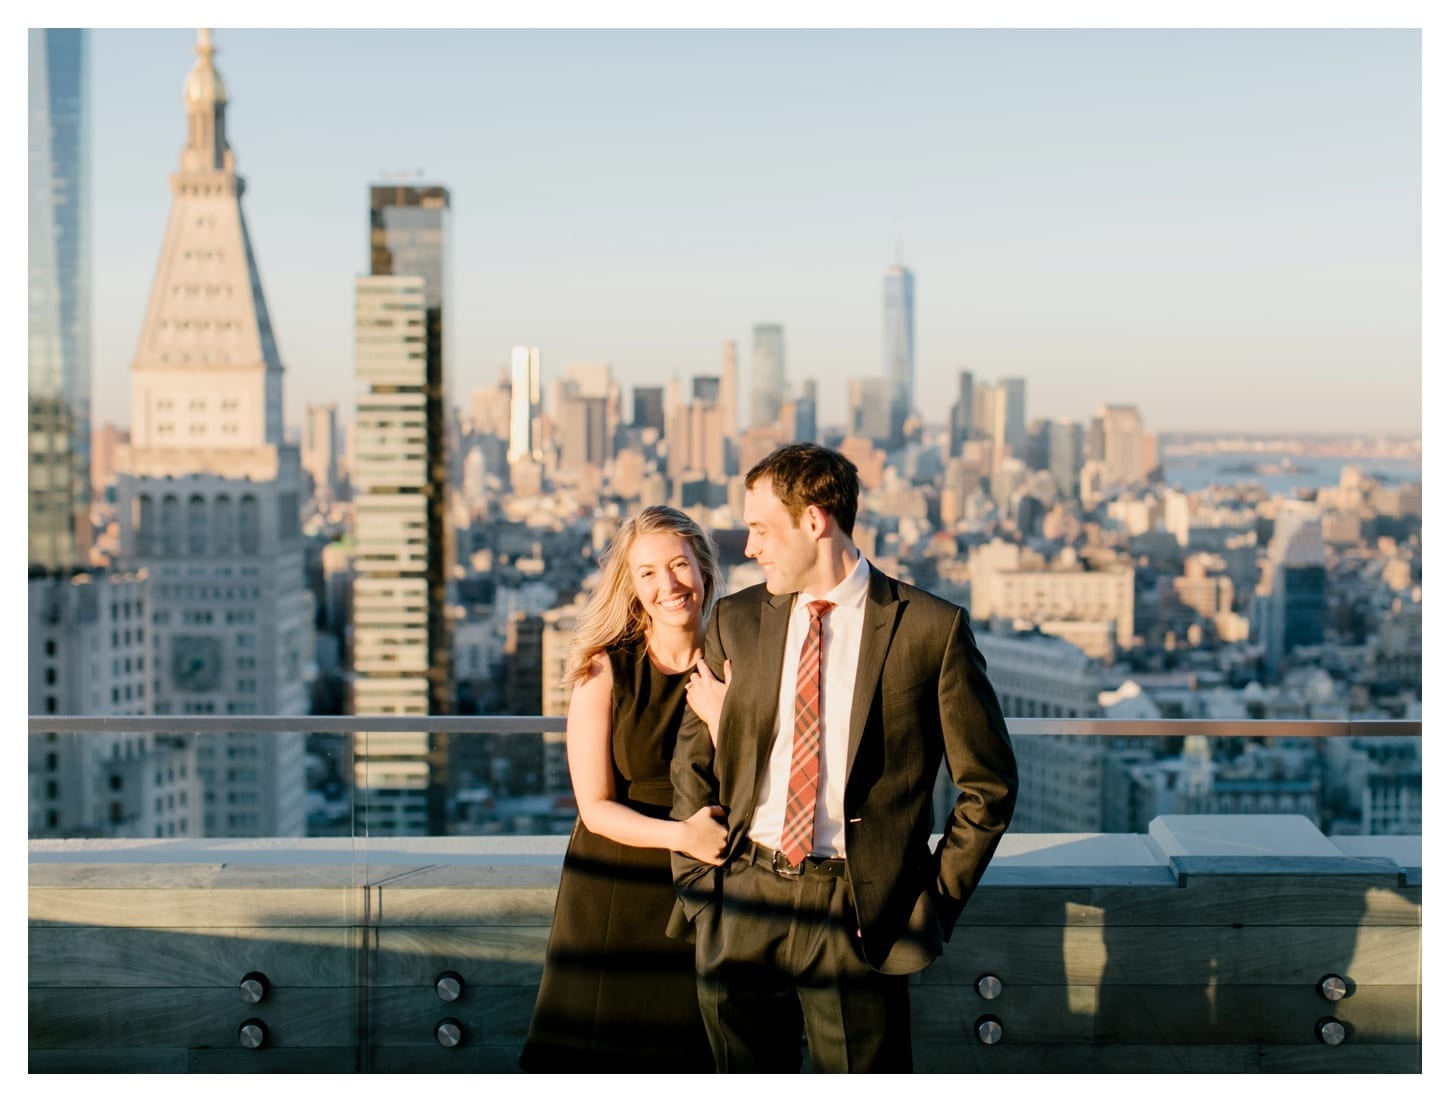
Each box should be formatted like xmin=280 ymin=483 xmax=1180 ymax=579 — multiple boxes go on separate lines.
xmin=772 ymin=851 xmax=806 ymax=877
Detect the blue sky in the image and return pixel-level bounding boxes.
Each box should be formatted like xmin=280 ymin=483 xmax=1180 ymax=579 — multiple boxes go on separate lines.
xmin=78 ymin=25 xmax=1424 ymax=435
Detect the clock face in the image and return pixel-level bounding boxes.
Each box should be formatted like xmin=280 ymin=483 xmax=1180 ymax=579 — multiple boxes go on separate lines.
xmin=172 ymin=635 xmax=223 ymax=693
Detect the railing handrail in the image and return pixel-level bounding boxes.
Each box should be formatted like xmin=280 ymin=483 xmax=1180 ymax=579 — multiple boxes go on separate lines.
xmin=27 ymin=715 xmax=1421 ymax=738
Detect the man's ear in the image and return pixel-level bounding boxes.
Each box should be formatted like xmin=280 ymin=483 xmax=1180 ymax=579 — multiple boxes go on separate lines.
xmin=803 ymin=504 xmax=830 ymax=539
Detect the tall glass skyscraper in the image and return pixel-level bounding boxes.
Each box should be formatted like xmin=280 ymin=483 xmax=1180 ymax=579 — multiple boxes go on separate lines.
xmin=29 ymin=29 xmax=91 ymax=574
xmin=750 ymin=323 xmax=785 ymax=429
xmin=353 ymin=184 xmax=454 ymax=834
xmin=882 ymin=263 xmax=914 ymax=448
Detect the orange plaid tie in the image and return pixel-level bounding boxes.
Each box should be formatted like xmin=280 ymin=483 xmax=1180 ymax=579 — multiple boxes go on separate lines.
xmin=781 ymin=600 xmax=833 ymax=866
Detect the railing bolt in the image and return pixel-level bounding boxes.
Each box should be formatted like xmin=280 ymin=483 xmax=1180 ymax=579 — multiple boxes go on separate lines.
xmin=1316 ymin=1017 xmax=1347 ymax=1045
xmin=240 ymin=971 xmax=269 ymax=1004
xmin=975 ymin=1015 xmax=1003 ymax=1045
xmin=1318 ymin=974 xmax=1348 ymax=1002
xmin=436 ymin=1018 xmax=463 ymax=1047
xmin=976 ymin=974 xmax=1003 ymax=1000
xmin=238 ymin=1019 xmax=267 ymax=1049
xmin=436 ymin=971 xmax=464 ymax=1002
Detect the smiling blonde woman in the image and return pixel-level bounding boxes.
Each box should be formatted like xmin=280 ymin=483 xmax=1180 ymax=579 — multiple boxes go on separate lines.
xmin=520 ymin=505 xmax=728 ymax=1073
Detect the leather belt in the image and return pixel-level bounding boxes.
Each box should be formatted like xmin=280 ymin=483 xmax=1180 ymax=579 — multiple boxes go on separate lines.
xmin=748 ymin=840 xmax=847 ymax=879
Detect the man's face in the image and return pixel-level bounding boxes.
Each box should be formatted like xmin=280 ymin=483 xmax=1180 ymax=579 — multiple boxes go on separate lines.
xmin=743 ymin=477 xmax=818 ymax=595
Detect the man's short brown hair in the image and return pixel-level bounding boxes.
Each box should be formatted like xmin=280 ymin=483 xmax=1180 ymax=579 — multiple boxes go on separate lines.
xmin=744 ymin=443 xmax=860 ymax=537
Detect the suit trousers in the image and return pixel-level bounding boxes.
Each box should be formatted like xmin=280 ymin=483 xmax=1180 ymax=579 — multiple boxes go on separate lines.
xmin=693 ymin=850 xmax=912 ymax=1073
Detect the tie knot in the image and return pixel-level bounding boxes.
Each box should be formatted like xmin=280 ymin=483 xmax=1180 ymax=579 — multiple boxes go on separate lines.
xmin=806 ymin=599 xmax=834 ymax=622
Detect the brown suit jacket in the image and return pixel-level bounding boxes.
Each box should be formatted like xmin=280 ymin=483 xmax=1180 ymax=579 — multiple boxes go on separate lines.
xmin=670 ymin=564 xmax=1018 ymax=973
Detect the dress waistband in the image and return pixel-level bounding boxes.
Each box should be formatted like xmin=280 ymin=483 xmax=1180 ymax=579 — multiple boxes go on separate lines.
xmin=624 ymin=779 xmax=675 ymax=806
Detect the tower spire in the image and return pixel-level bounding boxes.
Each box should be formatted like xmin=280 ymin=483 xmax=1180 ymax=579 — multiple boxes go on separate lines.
xmin=132 ymin=24 xmax=282 ymax=465
xmin=181 ymin=27 xmax=231 ymax=173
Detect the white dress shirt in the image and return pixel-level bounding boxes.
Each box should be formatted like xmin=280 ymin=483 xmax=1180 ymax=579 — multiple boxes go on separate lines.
xmin=749 ymin=552 xmax=870 ymax=858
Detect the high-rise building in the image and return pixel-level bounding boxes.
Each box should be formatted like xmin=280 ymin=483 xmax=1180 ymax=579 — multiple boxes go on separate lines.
xmin=351 ymin=181 xmax=453 ymax=835
xmin=113 ymin=30 xmax=309 ymax=838
xmin=28 ymin=573 xmax=201 ymax=840
xmin=1000 ymin=377 xmax=1027 ymax=454
xmin=29 ymin=29 xmax=91 ymax=574
xmin=973 ymin=381 xmax=1001 ymax=443
xmin=882 ymin=263 xmax=915 ymax=447
xmin=301 ymin=402 xmax=339 ymax=506
xmin=1024 ymin=418 xmax=1051 ymax=472
xmin=788 ymin=378 xmax=817 ymax=445
xmin=563 ymin=360 xmax=611 ymax=400
xmin=970 ymin=542 xmax=1135 ymax=657
xmin=1256 ymin=503 xmax=1327 ymax=677
xmin=848 ymin=377 xmax=892 ymax=445
xmin=1087 ymin=413 xmax=1106 ymax=466
xmin=719 ymin=340 xmax=738 ymax=457
xmin=952 ymin=631 xmax=1107 ymax=833
xmin=553 ymin=361 xmax=614 ymax=473
xmin=470 ymin=370 xmax=512 ymax=440
xmin=509 ymin=345 xmax=542 ymax=464
xmin=632 ymin=385 xmax=664 ymax=436
xmin=722 ymin=337 xmax=742 ymax=472
xmin=949 ymin=371 xmax=974 ymax=457
xmin=1047 ymin=419 xmax=1084 ymax=501
xmin=750 ymin=323 xmax=785 ymax=428
xmin=1097 ymin=403 xmax=1148 ymax=487
xmin=667 ymin=392 xmax=726 ymax=485
xmin=91 ymin=422 xmax=126 ymax=502
xmin=559 ymin=395 xmax=610 ymax=470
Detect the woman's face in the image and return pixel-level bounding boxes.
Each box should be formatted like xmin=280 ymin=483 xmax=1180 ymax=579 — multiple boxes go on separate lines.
xmin=628 ymin=531 xmax=705 ymax=633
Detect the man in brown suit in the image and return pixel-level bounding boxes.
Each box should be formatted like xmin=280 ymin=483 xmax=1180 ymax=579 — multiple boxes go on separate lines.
xmin=671 ymin=443 xmax=1017 ymax=1072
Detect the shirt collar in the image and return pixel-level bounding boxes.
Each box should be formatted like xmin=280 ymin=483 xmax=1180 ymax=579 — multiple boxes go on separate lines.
xmin=798 ymin=551 xmax=869 ymax=614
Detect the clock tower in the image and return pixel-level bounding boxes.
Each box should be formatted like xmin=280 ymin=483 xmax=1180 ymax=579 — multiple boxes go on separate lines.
xmin=115 ymin=30 xmax=309 ymax=837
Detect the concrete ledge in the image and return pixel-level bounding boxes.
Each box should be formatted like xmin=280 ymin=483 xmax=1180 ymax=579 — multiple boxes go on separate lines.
xmin=28 ymin=817 xmax=1423 ymax=1073
xmin=1149 ymin=814 xmax=1345 ymax=858
xmin=1333 ymin=835 xmax=1422 ymax=885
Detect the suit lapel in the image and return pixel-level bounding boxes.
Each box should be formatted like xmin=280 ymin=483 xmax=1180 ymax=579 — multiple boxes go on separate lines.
xmin=730 ymin=591 xmax=793 ymax=810
xmin=847 ymin=566 xmax=902 ymax=774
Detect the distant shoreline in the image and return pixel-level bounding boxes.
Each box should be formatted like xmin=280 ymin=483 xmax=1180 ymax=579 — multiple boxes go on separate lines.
xmin=1160 ymin=451 xmax=1421 ymax=494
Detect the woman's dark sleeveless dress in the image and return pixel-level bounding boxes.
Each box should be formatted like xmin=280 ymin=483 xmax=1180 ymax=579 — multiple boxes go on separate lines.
xmin=519 ymin=639 xmax=713 ymax=1072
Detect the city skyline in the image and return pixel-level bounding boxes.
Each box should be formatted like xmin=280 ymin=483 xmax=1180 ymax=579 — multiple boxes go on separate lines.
xmin=80 ymin=27 xmax=1423 ymax=436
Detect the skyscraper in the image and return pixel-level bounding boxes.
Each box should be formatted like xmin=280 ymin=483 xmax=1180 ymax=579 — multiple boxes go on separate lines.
xmin=1097 ymin=403 xmax=1148 ymax=487
xmin=1000 ymin=376 xmax=1027 ymax=454
xmin=848 ymin=377 xmax=892 ymax=445
xmin=882 ymin=262 xmax=914 ymax=447
xmin=692 ymin=376 xmax=721 ymax=404
xmin=301 ymin=401 xmax=339 ymax=506
xmin=559 ymin=395 xmax=610 ymax=470
xmin=750 ymin=323 xmax=785 ymax=428
xmin=667 ymin=393 xmax=726 ymax=486
xmin=949 ymin=371 xmax=974 ymax=457
xmin=114 ymin=30 xmax=309 ymax=837
xmin=791 ymin=378 xmax=818 ymax=445
xmin=509 ymin=345 xmax=542 ymax=463
xmin=1257 ymin=503 xmax=1327 ymax=677
xmin=718 ymin=340 xmax=739 ymax=475
xmin=352 ymin=182 xmax=453 ymax=835
xmin=974 ymin=381 xmax=1005 ymax=468
xmin=1047 ymin=419 xmax=1085 ymax=501
xmin=554 ymin=361 xmax=615 ymax=473
xmin=29 ymin=29 xmax=91 ymax=574
xmin=719 ymin=340 xmax=738 ymax=437
xmin=632 ymin=385 xmax=664 ymax=436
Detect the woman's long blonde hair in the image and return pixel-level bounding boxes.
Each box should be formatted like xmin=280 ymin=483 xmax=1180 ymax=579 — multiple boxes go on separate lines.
xmin=563 ymin=505 xmax=724 ymax=686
